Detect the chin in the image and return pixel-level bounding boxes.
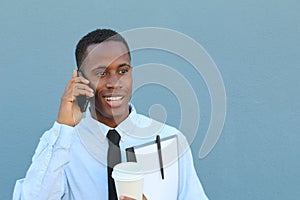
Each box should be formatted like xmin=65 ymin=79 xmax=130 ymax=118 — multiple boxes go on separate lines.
xmin=95 ymin=105 xmax=127 ymax=119
xmin=106 ymin=106 xmax=127 ymax=117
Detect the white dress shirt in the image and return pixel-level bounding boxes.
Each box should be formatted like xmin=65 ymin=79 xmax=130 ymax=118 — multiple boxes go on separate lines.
xmin=13 ymin=104 xmax=209 ymax=200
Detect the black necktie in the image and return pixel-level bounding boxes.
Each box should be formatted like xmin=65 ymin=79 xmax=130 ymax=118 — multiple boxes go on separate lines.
xmin=107 ymin=129 xmax=121 ymax=200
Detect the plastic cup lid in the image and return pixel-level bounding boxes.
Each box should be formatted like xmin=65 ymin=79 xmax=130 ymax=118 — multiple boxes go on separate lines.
xmin=112 ymin=162 xmax=144 ymax=181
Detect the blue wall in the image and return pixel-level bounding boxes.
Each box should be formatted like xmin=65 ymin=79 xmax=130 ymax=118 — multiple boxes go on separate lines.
xmin=1 ymin=0 xmax=299 ymax=199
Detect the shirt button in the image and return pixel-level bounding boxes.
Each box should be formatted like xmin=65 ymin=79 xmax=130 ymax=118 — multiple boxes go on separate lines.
xmin=54 ymin=131 xmax=59 ymax=137
xmin=43 ymin=162 xmax=48 ymax=167
xmin=99 ymin=135 xmax=105 ymax=141
xmin=121 ymin=135 xmax=126 ymax=141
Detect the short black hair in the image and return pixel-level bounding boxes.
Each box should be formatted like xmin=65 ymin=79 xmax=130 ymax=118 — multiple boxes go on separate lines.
xmin=75 ymin=29 xmax=131 ymax=69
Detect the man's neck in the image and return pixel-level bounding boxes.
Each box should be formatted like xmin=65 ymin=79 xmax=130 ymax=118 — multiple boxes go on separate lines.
xmin=89 ymin=107 xmax=131 ymax=128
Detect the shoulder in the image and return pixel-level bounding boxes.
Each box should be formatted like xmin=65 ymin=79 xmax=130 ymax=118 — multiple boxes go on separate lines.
xmin=135 ymin=113 xmax=180 ymax=135
xmin=135 ymin=113 xmax=190 ymax=153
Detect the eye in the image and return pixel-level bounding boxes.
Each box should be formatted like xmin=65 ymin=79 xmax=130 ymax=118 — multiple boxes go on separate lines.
xmin=95 ymin=71 xmax=107 ymax=77
xmin=119 ymin=68 xmax=129 ymax=75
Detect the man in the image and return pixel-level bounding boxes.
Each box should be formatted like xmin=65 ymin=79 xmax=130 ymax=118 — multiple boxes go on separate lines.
xmin=13 ymin=29 xmax=209 ymax=200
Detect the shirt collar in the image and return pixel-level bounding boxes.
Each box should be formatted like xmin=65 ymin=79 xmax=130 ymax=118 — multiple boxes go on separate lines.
xmin=82 ymin=103 xmax=162 ymax=141
xmin=82 ymin=103 xmax=139 ymax=141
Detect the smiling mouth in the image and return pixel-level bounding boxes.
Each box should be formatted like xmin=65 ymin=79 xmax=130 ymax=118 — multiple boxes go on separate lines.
xmin=104 ymin=96 xmax=124 ymax=107
xmin=105 ymin=96 xmax=123 ymax=101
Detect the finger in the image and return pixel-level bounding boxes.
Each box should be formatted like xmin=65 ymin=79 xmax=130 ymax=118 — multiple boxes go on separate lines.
xmin=74 ymin=76 xmax=90 ymax=84
xmin=119 ymin=196 xmax=134 ymax=200
xmin=73 ymin=88 xmax=94 ymax=98
xmin=66 ymin=70 xmax=80 ymax=88
xmin=72 ymin=70 xmax=77 ymax=78
xmin=74 ymin=83 xmax=94 ymax=93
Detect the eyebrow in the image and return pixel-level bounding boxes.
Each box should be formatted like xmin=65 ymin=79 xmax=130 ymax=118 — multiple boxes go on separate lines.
xmin=91 ymin=66 xmax=107 ymax=72
xmin=119 ymin=63 xmax=131 ymax=67
xmin=91 ymin=63 xmax=131 ymax=71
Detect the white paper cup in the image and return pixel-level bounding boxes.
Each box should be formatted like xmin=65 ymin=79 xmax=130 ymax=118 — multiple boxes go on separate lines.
xmin=112 ymin=162 xmax=144 ymax=200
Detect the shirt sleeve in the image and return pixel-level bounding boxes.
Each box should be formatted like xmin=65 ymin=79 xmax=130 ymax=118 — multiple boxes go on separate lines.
xmin=177 ymin=147 xmax=209 ymax=200
xmin=13 ymin=122 xmax=75 ymax=200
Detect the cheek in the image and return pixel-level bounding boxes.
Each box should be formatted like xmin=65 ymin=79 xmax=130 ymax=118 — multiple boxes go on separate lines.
xmin=125 ymin=83 xmax=132 ymax=96
xmin=125 ymin=76 xmax=133 ymax=89
xmin=92 ymin=81 xmax=105 ymax=92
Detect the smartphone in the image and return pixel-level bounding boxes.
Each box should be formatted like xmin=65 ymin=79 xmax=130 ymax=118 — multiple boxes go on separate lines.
xmin=76 ymin=70 xmax=90 ymax=112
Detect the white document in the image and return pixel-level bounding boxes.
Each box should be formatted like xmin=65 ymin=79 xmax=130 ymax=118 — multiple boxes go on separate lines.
xmin=127 ymin=135 xmax=179 ymax=200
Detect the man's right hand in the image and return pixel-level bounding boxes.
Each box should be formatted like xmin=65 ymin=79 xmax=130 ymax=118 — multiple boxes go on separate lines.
xmin=57 ymin=70 xmax=94 ymax=126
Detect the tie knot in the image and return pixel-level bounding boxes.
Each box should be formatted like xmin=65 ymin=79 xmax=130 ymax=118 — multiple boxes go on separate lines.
xmin=107 ymin=129 xmax=121 ymax=145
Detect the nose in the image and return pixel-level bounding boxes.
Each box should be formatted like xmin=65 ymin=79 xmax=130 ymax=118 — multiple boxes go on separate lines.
xmin=106 ymin=73 xmax=121 ymax=89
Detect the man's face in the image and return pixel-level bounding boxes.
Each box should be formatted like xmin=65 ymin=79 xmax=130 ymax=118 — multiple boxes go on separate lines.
xmin=81 ymin=41 xmax=132 ymax=126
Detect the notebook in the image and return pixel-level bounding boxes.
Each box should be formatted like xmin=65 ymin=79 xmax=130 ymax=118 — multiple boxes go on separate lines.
xmin=126 ymin=135 xmax=179 ymax=200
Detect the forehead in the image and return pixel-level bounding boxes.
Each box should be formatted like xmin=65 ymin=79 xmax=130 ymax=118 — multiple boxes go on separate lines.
xmin=81 ymin=41 xmax=130 ymax=70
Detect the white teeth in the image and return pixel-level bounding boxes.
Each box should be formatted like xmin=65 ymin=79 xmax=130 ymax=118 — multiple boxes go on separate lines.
xmin=105 ymin=96 xmax=123 ymax=101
